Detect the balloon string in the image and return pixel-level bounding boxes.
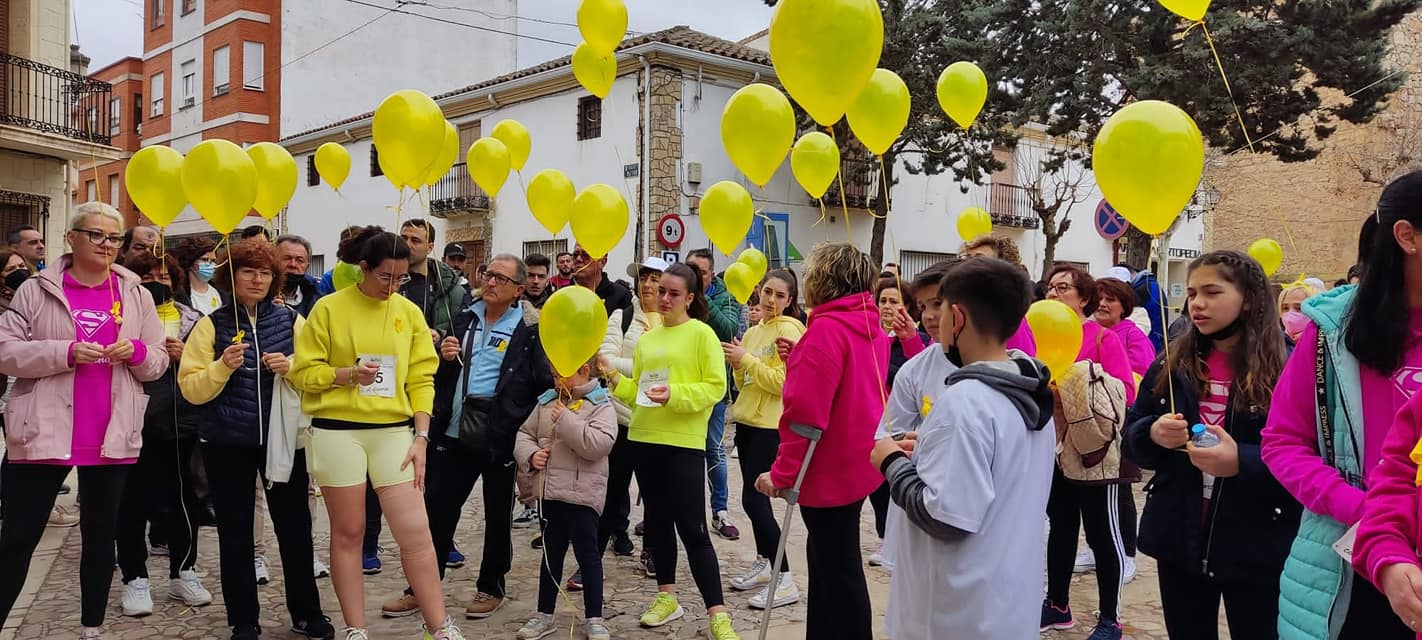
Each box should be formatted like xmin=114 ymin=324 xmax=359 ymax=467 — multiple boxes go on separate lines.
xmin=1154 ymin=234 xmax=1177 ymax=415
xmin=1188 ymin=20 xmax=1255 ymax=152
xmin=865 ymin=157 xmax=888 ymax=220
xmin=827 ymin=127 xmax=851 ymax=225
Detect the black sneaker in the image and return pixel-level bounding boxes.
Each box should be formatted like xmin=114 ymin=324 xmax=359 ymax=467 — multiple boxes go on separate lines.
xmin=231 ymin=625 xmax=261 ymax=640
xmin=641 ymin=549 xmax=656 ymax=578
xmin=292 ymin=616 xmax=335 ymax=640
xmin=634 ymin=521 xmax=645 ymax=536
xmin=612 ymin=532 xmax=635 ymax=556
xmin=1040 ymin=599 xmax=1074 ymax=631
xmin=1085 ymin=617 xmax=1122 ymax=640
xmin=530 ymin=534 xmax=543 ymax=550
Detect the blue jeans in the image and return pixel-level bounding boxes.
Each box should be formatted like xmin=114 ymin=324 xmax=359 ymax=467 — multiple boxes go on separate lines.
xmin=705 ymin=400 xmax=729 ymax=514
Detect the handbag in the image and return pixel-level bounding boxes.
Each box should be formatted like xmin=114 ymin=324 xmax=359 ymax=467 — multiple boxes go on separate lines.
xmin=459 ymin=396 xmax=496 ymax=452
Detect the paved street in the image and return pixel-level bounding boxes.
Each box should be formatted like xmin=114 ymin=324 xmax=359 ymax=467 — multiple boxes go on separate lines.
xmin=1 ymin=448 xmax=1218 ymax=640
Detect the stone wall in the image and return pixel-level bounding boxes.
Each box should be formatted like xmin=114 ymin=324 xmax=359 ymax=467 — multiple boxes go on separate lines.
xmin=639 ymin=65 xmax=683 ymax=258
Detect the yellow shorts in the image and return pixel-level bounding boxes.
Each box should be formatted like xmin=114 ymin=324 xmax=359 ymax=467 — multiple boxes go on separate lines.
xmin=307 ymin=426 xmax=415 ymax=489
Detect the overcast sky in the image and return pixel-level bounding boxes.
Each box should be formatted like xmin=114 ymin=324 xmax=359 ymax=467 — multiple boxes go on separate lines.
xmin=71 ymin=0 xmax=773 ymax=73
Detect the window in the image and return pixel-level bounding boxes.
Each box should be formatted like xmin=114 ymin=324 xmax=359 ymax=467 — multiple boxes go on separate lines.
xmin=108 ymin=97 xmax=121 ymax=136
xmin=899 ymin=250 xmax=956 ymax=281
xmin=181 ymin=0 xmax=196 ymax=15
xmin=211 ymin=46 xmax=230 ymax=95
xmin=109 ymin=176 xmax=119 ymax=207
xmin=151 ymin=73 xmax=165 ymax=117
xmin=306 ymin=155 xmax=319 ymax=187
xmin=242 ymin=42 xmax=264 ymax=90
xmin=577 ymin=96 xmax=601 ymax=141
xmin=308 ymin=254 xmax=325 ymax=278
xmin=85 ymin=181 xmax=96 ymax=202
xmin=370 ymin=145 xmax=383 ymax=177
xmin=522 ymin=239 xmax=567 ymax=261
xmin=180 ymin=60 xmax=195 ymax=108
xmin=151 ymin=0 xmax=165 ymax=29
xmin=133 ymin=94 xmax=143 ymax=133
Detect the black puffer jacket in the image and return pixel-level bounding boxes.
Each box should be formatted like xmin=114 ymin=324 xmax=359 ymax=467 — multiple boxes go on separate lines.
xmin=143 ymin=301 xmax=203 ymax=441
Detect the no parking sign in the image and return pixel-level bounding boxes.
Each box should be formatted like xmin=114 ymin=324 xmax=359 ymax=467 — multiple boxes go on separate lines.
xmin=1095 ymin=199 xmax=1129 ymax=241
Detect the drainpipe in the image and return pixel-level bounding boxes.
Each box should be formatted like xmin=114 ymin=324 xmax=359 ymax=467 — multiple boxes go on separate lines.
xmin=639 ymin=55 xmax=652 ymax=264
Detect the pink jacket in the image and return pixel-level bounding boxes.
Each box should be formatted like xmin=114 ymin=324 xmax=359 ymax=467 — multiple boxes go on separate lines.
xmin=1081 ymin=321 xmax=1137 ymax=405
xmin=0 ymin=258 xmax=165 ymax=461
xmin=772 ymin=292 xmax=888 ymax=508
xmin=1355 ymin=391 xmax=1422 ymax=612
xmin=1109 ymin=319 xmax=1156 ymax=378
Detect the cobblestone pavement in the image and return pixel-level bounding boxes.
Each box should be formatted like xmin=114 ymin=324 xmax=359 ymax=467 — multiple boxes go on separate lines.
xmin=3 ymin=451 xmax=1217 ymax=639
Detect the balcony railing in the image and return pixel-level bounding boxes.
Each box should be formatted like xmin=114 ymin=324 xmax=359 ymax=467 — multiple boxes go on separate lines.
xmin=0 ymin=52 xmax=113 ymax=145
xmin=429 ymin=162 xmax=491 ymax=217
xmin=816 ymin=157 xmax=882 ymax=210
xmin=987 ymin=182 xmax=1041 ymax=230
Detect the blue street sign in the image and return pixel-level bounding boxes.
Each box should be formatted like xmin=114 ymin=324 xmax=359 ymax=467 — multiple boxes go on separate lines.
xmin=1095 ymin=200 xmax=1129 ymax=240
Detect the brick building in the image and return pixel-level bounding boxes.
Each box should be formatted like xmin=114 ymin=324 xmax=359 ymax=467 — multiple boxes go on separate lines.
xmin=76 ymin=56 xmax=144 ymax=226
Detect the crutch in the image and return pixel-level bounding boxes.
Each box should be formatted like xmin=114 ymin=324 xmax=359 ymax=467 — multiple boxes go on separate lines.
xmin=758 ymin=423 xmax=824 ymax=640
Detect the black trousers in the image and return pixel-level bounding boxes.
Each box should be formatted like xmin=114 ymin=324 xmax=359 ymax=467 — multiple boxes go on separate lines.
xmin=363 ymin=480 xmax=383 ymax=557
xmin=801 ymin=499 xmax=872 ymax=640
xmin=868 ymin=482 xmax=890 ymax=539
xmin=633 ymin=441 xmax=724 ymax=607
xmin=202 ymin=443 xmax=324 ymax=628
xmin=596 ymin=424 xmax=635 ymax=554
xmin=1046 ymin=470 xmax=1126 ymax=622
xmin=537 ymin=500 xmax=603 ymax=618
xmin=1157 ymin=560 xmax=1280 ymax=639
xmin=422 ymin=436 xmax=515 ymax=597
xmin=117 ymin=437 xmax=202 ymax=582
xmin=1119 ymin=482 xmax=1138 ymax=557
xmin=734 ymin=425 xmax=787 ymax=571
xmin=1339 ymin=571 xmax=1415 ymax=640
xmin=0 ymin=463 xmax=128 ymax=628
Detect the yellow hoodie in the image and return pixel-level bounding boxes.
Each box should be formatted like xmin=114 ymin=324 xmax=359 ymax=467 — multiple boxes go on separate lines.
xmin=732 ymin=314 xmax=807 ymax=429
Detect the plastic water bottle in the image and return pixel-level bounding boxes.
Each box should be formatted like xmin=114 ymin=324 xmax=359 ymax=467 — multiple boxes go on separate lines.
xmin=1190 ymin=424 xmax=1221 ymax=448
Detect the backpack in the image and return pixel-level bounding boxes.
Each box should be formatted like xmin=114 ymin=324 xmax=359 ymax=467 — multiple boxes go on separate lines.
xmin=1054 ymin=328 xmax=1128 ymax=483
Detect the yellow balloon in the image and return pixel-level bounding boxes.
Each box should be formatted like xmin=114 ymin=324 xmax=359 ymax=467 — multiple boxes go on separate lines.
xmin=540 ymin=286 xmax=612 ymax=377
xmin=736 ymin=247 xmax=768 ymax=282
xmin=180 ymin=139 xmax=257 ymax=235
xmin=936 ymin=61 xmax=988 ymax=129
xmin=570 ymin=184 xmax=628 ymax=259
xmin=247 ymin=142 xmax=298 ymax=220
xmin=769 ymin=0 xmax=883 ymax=126
xmin=1248 ymin=238 xmax=1284 ymax=277
xmin=466 ymin=137 xmax=511 ymax=198
xmin=314 ymin=142 xmax=350 ymax=192
xmin=1026 ymin=300 xmax=1084 ymax=382
xmin=527 ymin=169 xmax=576 ymax=235
xmin=721 ymin=84 xmax=795 ymax=188
xmin=956 ymin=207 xmax=992 ymax=241
xmin=576 ymin=0 xmax=627 ymax=58
xmin=491 ymin=120 xmax=531 ymax=172
xmin=420 ymin=122 xmax=460 ymax=187
xmin=125 ymin=146 xmax=187 ymax=227
xmin=332 ymin=262 xmax=361 ymax=291
xmin=790 ymin=132 xmax=840 ymax=199
xmin=847 ymin=69 xmax=910 ymax=155
xmin=724 ymin=263 xmax=759 ymax=305
xmin=572 ymin=42 xmax=616 ymax=99
xmin=371 ymin=89 xmax=445 ymax=189
xmin=1092 ymin=100 xmax=1205 ymax=236
xmin=1159 ymin=0 xmax=1210 ymax=22
xmin=700 ymin=181 xmax=753 ymax=255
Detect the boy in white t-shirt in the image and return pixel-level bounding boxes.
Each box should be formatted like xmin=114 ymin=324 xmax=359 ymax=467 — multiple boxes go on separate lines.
xmin=870 ymin=257 xmax=1056 ymax=640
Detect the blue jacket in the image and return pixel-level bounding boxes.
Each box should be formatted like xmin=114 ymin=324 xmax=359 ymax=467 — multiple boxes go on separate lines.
xmin=201 ymin=301 xmax=298 ymax=448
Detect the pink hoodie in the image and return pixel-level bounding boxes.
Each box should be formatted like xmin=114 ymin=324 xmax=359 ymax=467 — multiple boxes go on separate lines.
xmin=772 ymin=292 xmax=889 ymax=508
xmin=1355 ymin=391 xmax=1422 ymax=620
xmin=1008 ymin=317 xmax=1037 ymax=356
xmin=1081 ymin=321 xmax=1137 ymax=405
xmin=1109 ymin=319 xmax=1156 ymax=378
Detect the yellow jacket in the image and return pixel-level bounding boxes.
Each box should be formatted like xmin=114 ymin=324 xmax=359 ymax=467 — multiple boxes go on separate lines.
xmin=178 ymin=312 xmax=307 ymax=405
xmin=732 ymin=314 xmax=806 ymax=429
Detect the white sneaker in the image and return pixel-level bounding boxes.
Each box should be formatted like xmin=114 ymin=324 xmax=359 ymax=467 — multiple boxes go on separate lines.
xmin=868 ymin=542 xmax=885 ymax=567
xmin=511 ymin=507 xmax=540 ymax=529
xmin=121 ymin=578 xmax=154 ymax=617
xmin=168 ymin=569 xmax=213 ymax=606
xmin=313 ymin=557 xmax=331 ymax=579
xmin=748 ymin=573 xmax=800 ymax=609
xmin=343 ymin=629 xmax=368 ymax=640
xmin=1073 ymin=548 xmax=1095 ymax=573
xmin=254 ymin=554 xmax=270 ymax=585
xmin=1124 ymin=555 xmax=1137 ymax=583
xmin=729 ymin=557 xmax=771 ymax=591
xmin=516 ymin=613 xmax=556 ymax=639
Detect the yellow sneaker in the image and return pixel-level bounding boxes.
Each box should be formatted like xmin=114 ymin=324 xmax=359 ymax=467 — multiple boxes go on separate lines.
xmin=639 ymin=592 xmax=684 ymax=627
xmin=708 ymin=612 xmax=740 ymax=640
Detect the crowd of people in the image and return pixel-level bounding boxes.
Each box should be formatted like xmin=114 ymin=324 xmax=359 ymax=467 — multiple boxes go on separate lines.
xmin=2 ymin=170 xmax=1422 ymax=640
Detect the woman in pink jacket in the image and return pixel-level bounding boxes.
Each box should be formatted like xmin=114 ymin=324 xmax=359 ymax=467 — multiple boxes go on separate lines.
xmin=755 ymin=242 xmax=887 ymax=640
xmin=0 ymin=203 xmax=166 ymax=638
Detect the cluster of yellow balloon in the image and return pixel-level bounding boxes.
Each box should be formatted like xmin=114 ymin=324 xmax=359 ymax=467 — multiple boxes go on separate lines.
xmin=1092 ymin=100 xmax=1205 ymax=237
xmin=724 ymin=247 xmax=769 ymax=304
xmin=314 ymin=142 xmax=350 ymax=192
xmin=569 ymin=184 xmax=629 ymax=259
xmin=956 ymin=207 xmax=992 ymax=242
xmin=371 ymin=89 xmax=446 ymax=191
xmin=1026 ymin=299 xmax=1084 ymax=382
xmin=936 ymin=61 xmax=989 ymax=129
xmin=1248 ymin=238 xmax=1283 ymax=277
xmin=541 ymin=285 xmax=611 ymax=377
xmin=130 ymin=140 xmax=298 ymax=235
xmin=700 ymin=181 xmax=754 ymax=255
xmin=721 ymin=84 xmax=795 ymax=189
xmin=571 ymin=0 xmax=626 ymax=99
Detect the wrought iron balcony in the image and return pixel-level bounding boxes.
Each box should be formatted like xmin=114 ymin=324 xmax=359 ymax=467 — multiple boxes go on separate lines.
xmin=816 ymin=157 xmax=882 ymax=210
xmin=987 ymin=182 xmax=1041 ymax=230
xmin=0 ymin=52 xmax=113 ymax=145
xmin=428 ymin=162 xmax=491 ymax=217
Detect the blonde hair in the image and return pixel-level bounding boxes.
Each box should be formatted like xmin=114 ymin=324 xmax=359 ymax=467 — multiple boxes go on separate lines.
xmin=802 ymin=242 xmax=876 ymax=307
xmin=1277 ymin=283 xmax=1313 ymax=311
xmin=71 ymin=202 xmax=124 ymax=231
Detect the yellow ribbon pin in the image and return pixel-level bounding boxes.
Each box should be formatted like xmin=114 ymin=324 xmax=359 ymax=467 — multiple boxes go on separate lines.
xmin=1410 ymin=437 xmax=1422 ymax=487
xmin=920 ymin=395 xmax=933 ymax=418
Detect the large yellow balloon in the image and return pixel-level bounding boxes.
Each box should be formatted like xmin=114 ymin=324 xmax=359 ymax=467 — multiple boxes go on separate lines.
xmin=491 ymin=120 xmax=531 ymax=172
xmin=314 ymin=142 xmax=350 ymax=192
xmin=572 ymin=42 xmax=616 ymax=99
xmin=724 ymin=262 xmax=759 ymax=305
xmin=371 ymin=89 xmax=445 ymax=189
xmin=956 ymin=207 xmax=993 ymax=241
xmin=769 ymin=0 xmax=883 ymax=126
xmin=847 ymin=69 xmax=910 ymax=155
xmin=247 ymin=142 xmax=298 ymax=220
xmin=701 ymin=181 xmax=753 ymax=255
xmin=576 ymin=0 xmax=627 ymax=58
xmin=540 ymin=286 xmax=612 ymax=377
xmin=527 ymin=169 xmax=576 ymax=235
xmin=1248 ymin=238 xmax=1284 ymax=277
xmin=125 ymin=146 xmax=187 ymax=227
xmin=736 ymin=247 xmax=768 ymax=282
xmin=180 ymin=139 xmax=257 ymax=235
xmin=1092 ymin=100 xmax=1205 ymax=236
xmin=570 ymin=184 xmax=628 ymax=259
xmin=721 ymin=84 xmax=795 ymax=188
xmin=420 ymin=122 xmax=460 ymax=187
xmin=1026 ymin=300 xmax=1084 ymax=382
xmin=466 ymin=137 xmax=511 ymax=198
xmin=1159 ymin=0 xmax=1210 ymax=22
xmin=790 ymin=132 xmax=840 ymax=199
xmin=936 ymin=62 xmax=989 ymax=129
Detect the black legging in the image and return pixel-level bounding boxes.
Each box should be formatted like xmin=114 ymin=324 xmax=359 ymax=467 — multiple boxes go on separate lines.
xmin=1046 ymin=469 xmax=1126 ymax=623
xmin=1120 ymin=482 xmax=1138 ymax=557
xmin=0 ymin=463 xmax=128 ymax=628
xmin=869 ymin=482 xmax=890 ymax=539
xmin=538 ymin=500 xmax=603 ymax=618
xmin=117 ymin=437 xmax=202 ymax=582
xmin=801 ymin=499 xmax=873 ymax=640
xmin=734 ymin=425 xmax=787 ymax=571
xmin=633 ymin=441 xmax=724 ymax=607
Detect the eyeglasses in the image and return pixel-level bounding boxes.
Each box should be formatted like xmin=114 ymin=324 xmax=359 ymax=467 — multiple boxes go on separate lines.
xmin=73 ymin=228 xmax=123 ymax=247
xmin=572 ymin=250 xmax=592 ymax=261
xmin=1047 ymin=283 xmax=1077 ymax=295
xmin=375 ymin=272 xmax=412 ymax=286
xmin=484 ymin=271 xmax=523 ymax=286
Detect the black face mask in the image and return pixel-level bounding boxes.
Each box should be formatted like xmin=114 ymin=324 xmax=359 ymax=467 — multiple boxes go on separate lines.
xmin=944 ymin=307 xmax=965 ymax=368
xmin=3 ymin=269 xmax=29 ymax=293
xmin=283 ymin=272 xmax=306 ymax=292
xmin=1201 ymin=316 xmax=1245 ymax=342
xmin=141 ymin=281 xmax=172 ymax=305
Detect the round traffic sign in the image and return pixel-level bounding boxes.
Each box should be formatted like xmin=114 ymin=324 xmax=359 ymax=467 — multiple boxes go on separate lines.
xmin=1095 ymin=200 xmax=1129 ymax=240
xmin=657 ymin=214 xmax=685 ymax=248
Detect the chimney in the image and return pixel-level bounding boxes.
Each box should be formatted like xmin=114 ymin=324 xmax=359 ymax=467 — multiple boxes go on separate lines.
xmin=70 ymin=44 xmax=90 ymax=76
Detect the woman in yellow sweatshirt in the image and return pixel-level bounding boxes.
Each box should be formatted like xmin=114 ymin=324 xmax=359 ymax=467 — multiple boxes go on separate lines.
xmin=601 ymin=263 xmax=739 ymax=640
xmin=722 ymin=269 xmax=806 ymax=609
xmin=287 ymin=226 xmax=461 ymax=640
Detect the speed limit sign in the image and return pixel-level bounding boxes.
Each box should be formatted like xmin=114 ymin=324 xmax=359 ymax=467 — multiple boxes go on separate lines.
xmin=657 ymin=214 xmax=685 ymax=248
